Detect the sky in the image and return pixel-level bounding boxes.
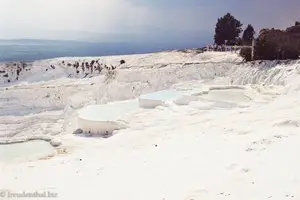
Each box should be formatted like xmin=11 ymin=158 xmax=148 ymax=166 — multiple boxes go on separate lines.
xmin=0 ymin=0 xmax=299 ymax=46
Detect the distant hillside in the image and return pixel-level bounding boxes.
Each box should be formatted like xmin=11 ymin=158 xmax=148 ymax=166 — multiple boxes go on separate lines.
xmin=0 ymin=51 xmax=240 ymax=86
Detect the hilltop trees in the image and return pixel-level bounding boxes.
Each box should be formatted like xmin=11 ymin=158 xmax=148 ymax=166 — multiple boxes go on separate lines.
xmin=213 ymin=14 xmax=300 ymax=61
xmin=214 ymin=13 xmax=243 ymax=45
xmin=254 ymin=27 xmax=300 ymax=60
xmin=242 ymin=24 xmax=255 ymax=45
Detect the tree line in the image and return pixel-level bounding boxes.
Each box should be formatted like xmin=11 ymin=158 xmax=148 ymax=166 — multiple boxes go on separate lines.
xmin=213 ymin=13 xmax=300 ymax=61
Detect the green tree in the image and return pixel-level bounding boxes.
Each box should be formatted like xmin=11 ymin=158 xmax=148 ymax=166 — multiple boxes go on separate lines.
xmin=242 ymin=24 xmax=255 ymax=45
xmin=214 ymin=13 xmax=243 ymax=45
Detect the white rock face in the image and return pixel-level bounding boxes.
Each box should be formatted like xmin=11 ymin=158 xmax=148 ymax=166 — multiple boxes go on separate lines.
xmin=2 ymin=51 xmax=300 ymax=200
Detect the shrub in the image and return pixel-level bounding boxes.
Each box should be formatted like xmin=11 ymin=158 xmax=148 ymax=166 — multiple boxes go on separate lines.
xmin=286 ymin=25 xmax=300 ymax=33
xmin=295 ymin=21 xmax=300 ymax=26
xmin=254 ymin=22 xmax=300 ymax=60
xmin=279 ymin=44 xmax=299 ymax=60
xmin=254 ymin=26 xmax=300 ymax=60
xmin=81 ymin=63 xmax=85 ymax=72
xmin=254 ymin=38 xmax=278 ymax=60
xmin=90 ymin=60 xmax=95 ymax=66
xmin=239 ymin=47 xmax=252 ymax=61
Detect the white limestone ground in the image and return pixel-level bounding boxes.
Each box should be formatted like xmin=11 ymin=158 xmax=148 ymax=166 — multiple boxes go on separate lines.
xmin=0 ymin=51 xmax=300 ymax=200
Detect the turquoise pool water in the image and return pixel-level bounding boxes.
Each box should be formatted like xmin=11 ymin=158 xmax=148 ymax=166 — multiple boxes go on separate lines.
xmin=78 ymin=90 xmax=182 ymax=122
xmin=0 ymin=140 xmax=55 ymax=162
xmin=78 ymin=99 xmax=139 ymax=121
xmin=140 ymin=90 xmax=182 ymax=101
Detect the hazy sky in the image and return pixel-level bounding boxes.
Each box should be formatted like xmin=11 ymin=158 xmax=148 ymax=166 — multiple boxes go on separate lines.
xmin=0 ymin=0 xmax=299 ymax=44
